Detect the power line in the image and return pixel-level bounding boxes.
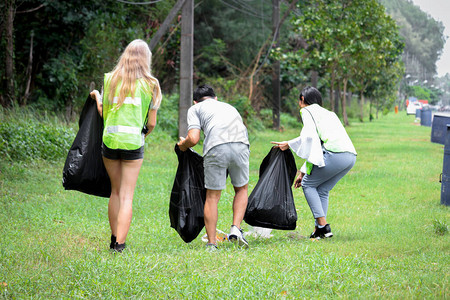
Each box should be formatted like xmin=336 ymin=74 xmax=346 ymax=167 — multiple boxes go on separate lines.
xmin=231 ymin=0 xmax=259 ymax=15
xmin=219 ymin=0 xmax=268 ymax=19
xmin=116 ymin=0 xmax=164 ymax=5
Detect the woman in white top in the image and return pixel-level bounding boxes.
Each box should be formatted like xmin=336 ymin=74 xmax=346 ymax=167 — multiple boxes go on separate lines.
xmin=272 ymin=86 xmax=356 ymax=239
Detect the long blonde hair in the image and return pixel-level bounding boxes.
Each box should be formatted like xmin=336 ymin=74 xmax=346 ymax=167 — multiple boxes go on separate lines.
xmin=107 ymin=39 xmax=162 ymax=109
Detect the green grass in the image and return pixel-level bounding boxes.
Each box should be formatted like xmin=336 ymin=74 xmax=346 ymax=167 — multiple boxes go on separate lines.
xmin=0 ymin=113 xmax=448 ymax=298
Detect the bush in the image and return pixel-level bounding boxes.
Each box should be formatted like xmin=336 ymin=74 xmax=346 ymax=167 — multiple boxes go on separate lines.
xmin=0 ymin=118 xmax=75 ymax=162
xmin=225 ymin=95 xmax=265 ymax=132
xmin=0 ymin=109 xmax=76 ymax=161
xmin=259 ymin=109 xmax=301 ymax=130
xmin=156 ymin=93 xmax=179 ymax=139
xmin=281 ymin=112 xmax=301 ymax=129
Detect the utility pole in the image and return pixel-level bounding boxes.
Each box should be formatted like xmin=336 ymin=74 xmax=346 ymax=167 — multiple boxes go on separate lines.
xmin=272 ymin=0 xmax=280 ymax=130
xmin=179 ymin=0 xmax=194 ymax=137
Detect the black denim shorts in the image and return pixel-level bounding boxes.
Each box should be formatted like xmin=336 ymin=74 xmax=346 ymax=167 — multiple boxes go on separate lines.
xmin=102 ymin=143 xmax=144 ymax=160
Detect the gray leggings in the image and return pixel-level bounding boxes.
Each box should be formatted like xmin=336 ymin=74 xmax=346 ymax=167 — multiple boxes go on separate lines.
xmin=301 ymin=151 xmax=356 ymax=223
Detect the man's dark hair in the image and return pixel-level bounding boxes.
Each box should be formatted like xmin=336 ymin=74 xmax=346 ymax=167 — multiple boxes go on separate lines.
xmin=193 ymin=84 xmax=216 ymax=102
xmin=300 ymin=86 xmax=322 ymax=106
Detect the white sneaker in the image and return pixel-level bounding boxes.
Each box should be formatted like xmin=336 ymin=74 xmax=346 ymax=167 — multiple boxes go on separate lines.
xmin=228 ymin=225 xmax=249 ymax=248
xmin=205 ymin=243 xmax=218 ymax=252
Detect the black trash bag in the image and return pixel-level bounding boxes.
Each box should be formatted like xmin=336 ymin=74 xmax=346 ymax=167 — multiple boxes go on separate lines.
xmin=62 ymin=95 xmax=111 ymax=198
xmin=169 ymin=144 xmax=206 ymax=243
xmin=244 ymin=147 xmax=298 ymax=230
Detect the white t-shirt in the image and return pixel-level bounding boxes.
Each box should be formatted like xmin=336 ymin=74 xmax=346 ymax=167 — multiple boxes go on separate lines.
xmin=187 ymin=98 xmax=249 ymax=155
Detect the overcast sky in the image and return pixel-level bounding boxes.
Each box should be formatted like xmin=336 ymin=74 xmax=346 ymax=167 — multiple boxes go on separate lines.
xmin=410 ymin=0 xmax=450 ymax=77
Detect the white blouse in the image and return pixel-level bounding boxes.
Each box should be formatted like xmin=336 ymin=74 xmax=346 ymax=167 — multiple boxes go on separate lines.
xmin=287 ymin=104 xmax=356 ymax=174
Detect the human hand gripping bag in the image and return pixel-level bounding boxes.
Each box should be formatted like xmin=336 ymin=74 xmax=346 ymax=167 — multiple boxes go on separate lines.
xmin=62 ymin=95 xmax=111 ymax=197
xmin=169 ymin=144 xmax=206 ymax=243
xmin=244 ymin=147 xmax=298 ymax=230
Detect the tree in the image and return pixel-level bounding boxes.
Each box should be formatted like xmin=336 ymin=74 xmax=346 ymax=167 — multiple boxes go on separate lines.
xmin=380 ymin=0 xmax=446 ymax=83
xmin=280 ymin=0 xmax=403 ymax=123
xmin=3 ymin=0 xmax=15 ymax=107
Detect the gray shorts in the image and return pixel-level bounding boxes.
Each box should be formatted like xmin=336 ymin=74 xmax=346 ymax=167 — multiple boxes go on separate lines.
xmin=203 ymin=143 xmax=250 ymax=190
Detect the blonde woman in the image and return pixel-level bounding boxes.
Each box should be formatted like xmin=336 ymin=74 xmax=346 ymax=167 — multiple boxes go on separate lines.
xmin=90 ymin=39 xmax=162 ymax=252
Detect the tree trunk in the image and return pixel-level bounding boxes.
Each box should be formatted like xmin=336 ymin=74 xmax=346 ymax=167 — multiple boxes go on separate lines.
xmin=376 ymin=97 xmax=379 ymax=119
xmin=311 ymin=70 xmax=318 ymax=88
xmin=21 ymin=31 xmax=34 ymax=106
xmin=5 ymin=0 xmax=15 ymax=108
xmin=329 ymin=71 xmax=335 ymax=112
xmin=272 ymin=60 xmax=281 ymax=130
xmin=359 ymin=90 xmax=364 ymax=122
xmin=65 ymin=99 xmax=74 ymax=122
xmin=149 ymin=0 xmax=186 ymax=51
xmin=271 ymin=0 xmax=280 ymax=130
xmin=341 ymin=78 xmax=349 ymax=126
xmin=335 ymin=83 xmax=340 ymax=114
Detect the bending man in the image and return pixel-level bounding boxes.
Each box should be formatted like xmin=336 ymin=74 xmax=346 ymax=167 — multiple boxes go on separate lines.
xmin=178 ymin=84 xmax=250 ymax=250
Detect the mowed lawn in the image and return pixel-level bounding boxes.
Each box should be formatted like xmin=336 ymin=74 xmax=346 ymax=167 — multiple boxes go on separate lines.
xmin=0 ymin=112 xmax=448 ymax=298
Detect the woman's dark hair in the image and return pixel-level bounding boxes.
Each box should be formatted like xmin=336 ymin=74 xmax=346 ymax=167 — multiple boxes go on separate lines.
xmin=193 ymin=84 xmax=216 ymax=102
xmin=300 ymin=86 xmax=322 ymax=106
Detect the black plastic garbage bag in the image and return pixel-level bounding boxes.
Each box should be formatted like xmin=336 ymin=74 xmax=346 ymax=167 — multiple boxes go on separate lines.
xmin=169 ymin=144 xmax=206 ymax=243
xmin=62 ymin=95 xmax=111 ymax=198
xmin=244 ymin=147 xmax=298 ymax=230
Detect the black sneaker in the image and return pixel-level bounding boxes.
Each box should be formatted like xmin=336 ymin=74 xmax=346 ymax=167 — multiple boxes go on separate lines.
xmin=110 ymin=235 xmax=116 ymax=249
xmin=310 ymin=224 xmax=333 ymax=240
xmin=309 ymin=230 xmax=320 ymax=239
xmin=113 ymin=242 xmax=126 ymax=253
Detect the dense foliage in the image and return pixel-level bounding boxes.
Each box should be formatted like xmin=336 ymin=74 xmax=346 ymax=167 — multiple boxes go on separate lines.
xmin=1 ymin=0 xmax=178 ymax=115
xmin=0 ymin=0 xmax=448 ymax=123
xmin=0 ymin=108 xmax=75 ymax=161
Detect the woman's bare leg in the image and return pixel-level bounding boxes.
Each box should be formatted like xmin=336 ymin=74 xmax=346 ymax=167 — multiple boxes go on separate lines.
xmin=103 ymin=157 xmax=122 ymax=237
xmin=115 ymin=159 xmax=143 ymax=244
xmin=103 ymin=157 xmax=143 ymax=244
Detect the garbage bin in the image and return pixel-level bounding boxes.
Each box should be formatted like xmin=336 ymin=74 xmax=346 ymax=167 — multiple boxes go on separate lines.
xmin=441 ymin=124 xmax=450 ymax=206
xmin=420 ymin=108 xmax=432 ymax=127
xmin=415 ymin=108 xmax=422 ymax=119
xmin=431 ymin=113 xmax=450 ymax=144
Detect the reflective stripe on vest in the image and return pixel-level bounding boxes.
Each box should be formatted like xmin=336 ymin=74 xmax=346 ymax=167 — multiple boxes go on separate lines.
xmin=106 ymin=125 xmax=141 ymax=135
xmin=113 ymin=96 xmax=142 ymax=106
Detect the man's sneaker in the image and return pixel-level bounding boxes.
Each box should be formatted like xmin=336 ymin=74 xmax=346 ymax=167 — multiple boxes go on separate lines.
xmin=228 ymin=225 xmax=249 ymax=248
xmin=310 ymin=224 xmax=333 ymax=240
xmin=206 ymin=243 xmax=218 ymax=252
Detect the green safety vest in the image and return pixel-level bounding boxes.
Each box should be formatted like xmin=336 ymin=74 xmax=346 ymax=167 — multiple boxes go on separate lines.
xmin=102 ymin=73 xmax=154 ymax=150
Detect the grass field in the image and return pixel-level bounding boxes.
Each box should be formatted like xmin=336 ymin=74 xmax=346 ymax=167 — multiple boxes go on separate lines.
xmin=0 ymin=113 xmax=448 ymax=298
